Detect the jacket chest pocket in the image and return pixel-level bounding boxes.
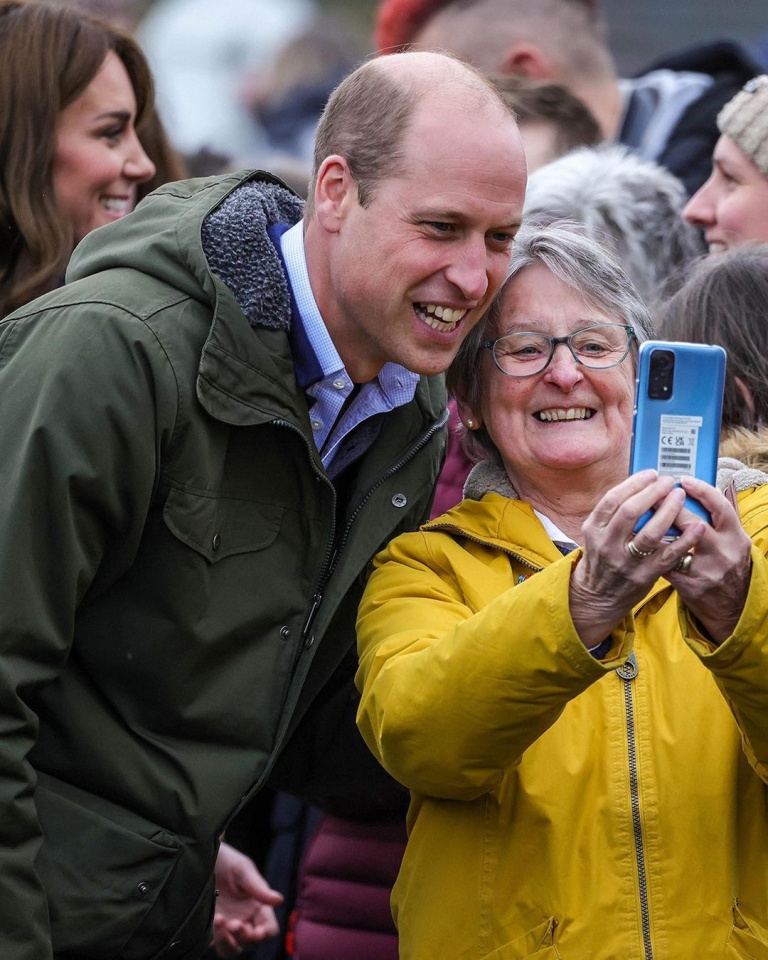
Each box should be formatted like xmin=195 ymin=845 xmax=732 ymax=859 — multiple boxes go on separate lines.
xmin=163 ymin=487 xmax=284 ymax=563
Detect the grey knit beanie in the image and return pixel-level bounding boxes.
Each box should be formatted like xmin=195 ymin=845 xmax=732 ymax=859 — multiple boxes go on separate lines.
xmin=717 ymin=75 xmax=768 ymax=178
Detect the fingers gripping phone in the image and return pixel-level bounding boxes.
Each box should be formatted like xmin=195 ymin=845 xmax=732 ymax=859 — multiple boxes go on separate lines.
xmin=629 ymin=341 xmax=726 ymax=537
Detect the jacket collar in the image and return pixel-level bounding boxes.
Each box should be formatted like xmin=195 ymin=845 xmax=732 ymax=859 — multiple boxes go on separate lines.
xmin=190 ymin=172 xmax=307 ymax=426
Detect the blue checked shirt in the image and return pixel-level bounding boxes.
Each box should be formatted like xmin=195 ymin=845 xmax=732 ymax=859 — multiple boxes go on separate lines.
xmin=280 ymin=222 xmax=419 ymax=470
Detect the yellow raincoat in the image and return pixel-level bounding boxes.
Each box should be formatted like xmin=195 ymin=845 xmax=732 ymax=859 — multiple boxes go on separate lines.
xmin=357 ymin=460 xmax=768 ymax=960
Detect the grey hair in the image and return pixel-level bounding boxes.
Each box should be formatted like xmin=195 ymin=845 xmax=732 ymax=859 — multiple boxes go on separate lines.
xmin=448 ymin=221 xmax=655 ymax=463
xmin=523 ymin=144 xmax=705 ymax=308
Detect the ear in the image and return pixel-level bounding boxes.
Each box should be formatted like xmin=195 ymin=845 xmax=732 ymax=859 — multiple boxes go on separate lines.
xmin=455 ymin=397 xmax=482 ymax=431
xmin=500 ymin=43 xmax=555 ymax=81
xmin=312 ymin=155 xmax=358 ymax=234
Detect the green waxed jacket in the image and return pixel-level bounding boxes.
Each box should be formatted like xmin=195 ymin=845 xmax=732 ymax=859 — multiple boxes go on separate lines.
xmin=0 ymin=170 xmax=448 ymax=960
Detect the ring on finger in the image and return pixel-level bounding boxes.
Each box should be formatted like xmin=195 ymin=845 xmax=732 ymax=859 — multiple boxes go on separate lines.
xmin=675 ymin=552 xmax=693 ymax=574
xmin=626 ymin=538 xmax=656 ymax=560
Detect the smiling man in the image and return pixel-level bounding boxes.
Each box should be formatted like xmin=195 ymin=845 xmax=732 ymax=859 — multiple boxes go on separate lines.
xmin=0 ymin=50 xmax=525 ymax=960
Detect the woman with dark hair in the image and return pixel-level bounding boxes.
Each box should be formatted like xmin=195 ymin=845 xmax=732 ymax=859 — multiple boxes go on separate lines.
xmin=658 ymin=244 xmax=768 ymax=433
xmin=0 ymin=0 xmax=159 ymax=316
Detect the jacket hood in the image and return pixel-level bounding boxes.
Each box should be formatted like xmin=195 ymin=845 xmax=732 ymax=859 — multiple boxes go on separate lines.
xmin=66 ymin=169 xmax=304 ymax=330
xmin=639 ymin=40 xmax=762 ymax=83
xmin=423 ymin=462 xmax=563 ymax=567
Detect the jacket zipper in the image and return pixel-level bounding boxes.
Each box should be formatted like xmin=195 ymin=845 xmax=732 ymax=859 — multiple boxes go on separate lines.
xmin=616 ymin=651 xmax=653 ymax=960
xmin=323 ymin=409 xmax=449 ymax=572
xmin=271 ymin=418 xmax=337 ymax=648
xmin=216 ymin=408 xmax=451 ymax=834
xmin=299 ymin=405 xmax=451 ymax=643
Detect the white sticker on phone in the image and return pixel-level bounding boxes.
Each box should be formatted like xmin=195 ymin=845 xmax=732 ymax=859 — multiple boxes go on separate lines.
xmin=657 ymin=414 xmax=702 ymax=478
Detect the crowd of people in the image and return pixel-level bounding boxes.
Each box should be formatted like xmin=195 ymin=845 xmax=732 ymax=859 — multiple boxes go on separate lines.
xmin=3 ymin=1 xmax=768 ymax=959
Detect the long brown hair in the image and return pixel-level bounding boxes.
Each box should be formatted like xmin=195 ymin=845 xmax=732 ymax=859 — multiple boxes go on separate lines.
xmin=0 ymin=0 xmax=155 ymax=316
xmin=657 ymin=245 xmax=768 ymax=431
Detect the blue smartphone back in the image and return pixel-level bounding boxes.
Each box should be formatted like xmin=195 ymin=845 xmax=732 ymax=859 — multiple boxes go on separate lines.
xmin=629 ymin=340 xmax=726 ymax=535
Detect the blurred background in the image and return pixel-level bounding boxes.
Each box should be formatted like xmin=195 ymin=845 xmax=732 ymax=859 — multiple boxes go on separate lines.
xmin=57 ymin=0 xmax=768 ymax=187
xmin=317 ymin=0 xmax=768 ymax=73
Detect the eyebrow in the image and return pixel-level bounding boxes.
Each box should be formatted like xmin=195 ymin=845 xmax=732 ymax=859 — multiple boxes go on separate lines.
xmin=93 ymin=110 xmax=131 ymax=123
xmin=416 ymin=208 xmax=522 ymax=231
xmin=712 ymin=154 xmax=741 ymax=176
xmin=498 ymin=319 xmax=609 ymax=334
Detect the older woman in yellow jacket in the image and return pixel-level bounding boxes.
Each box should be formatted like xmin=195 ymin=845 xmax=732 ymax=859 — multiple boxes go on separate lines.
xmin=356 ymin=223 xmax=768 ymax=960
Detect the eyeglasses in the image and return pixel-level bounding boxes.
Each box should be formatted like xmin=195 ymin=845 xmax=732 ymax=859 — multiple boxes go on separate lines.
xmin=484 ymin=323 xmax=635 ymax=378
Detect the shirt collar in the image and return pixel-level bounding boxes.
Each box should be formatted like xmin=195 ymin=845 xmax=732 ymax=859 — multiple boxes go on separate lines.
xmin=279 ymin=221 xmax=418 ymax=394
xmin=280 ymin=221 xmax=345 ymax=387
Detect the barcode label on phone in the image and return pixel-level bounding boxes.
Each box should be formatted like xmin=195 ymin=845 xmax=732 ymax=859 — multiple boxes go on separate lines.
xmin=657 ymin=414 xmax=702 ymax=478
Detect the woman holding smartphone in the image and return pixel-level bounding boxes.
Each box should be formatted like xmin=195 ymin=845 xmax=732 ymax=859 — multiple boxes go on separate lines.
xmin=355 ymin=224 xmax=768 ymax=960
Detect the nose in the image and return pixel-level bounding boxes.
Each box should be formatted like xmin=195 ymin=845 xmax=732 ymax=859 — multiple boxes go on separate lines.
xmin=544 ymin=342 xmax=584 ymax=388
xmin=124 ymin=130 xmax=157 ymax=185
xmin=683 ymin=177 xmax=715 ymax=228
xmin=443 ymin=237 xmax=490 ymax=303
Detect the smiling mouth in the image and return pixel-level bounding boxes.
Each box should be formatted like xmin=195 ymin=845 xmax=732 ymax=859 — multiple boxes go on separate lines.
xmin=100 ymin=197 xmax=131 ymax=215
xmin=534 ymin=407 xmax=595 ymax=422
xmin=415 ymin=302 xmax=468 ymax=332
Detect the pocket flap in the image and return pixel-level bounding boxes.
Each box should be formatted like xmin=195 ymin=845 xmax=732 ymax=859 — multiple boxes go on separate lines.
xmin=163 ymin=486 xmax=283 ymax=561
xmin=34 ymin=772 xmax=182 ymax=958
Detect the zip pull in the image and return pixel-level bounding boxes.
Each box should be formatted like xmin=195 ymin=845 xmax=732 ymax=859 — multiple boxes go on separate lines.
xmin=616 ymin=650 xmax=638 ymax=681
xmin=301 ymin=591 xmax=323 ymax=641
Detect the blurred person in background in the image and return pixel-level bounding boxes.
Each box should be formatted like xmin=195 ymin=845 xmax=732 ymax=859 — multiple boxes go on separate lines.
xmin=246 ymin=14 xmax=366 ymax=172
xmin=137 ymin=0 xmax=315 ymax=162
xmin=524 ymin=143 xmax=705 ymax=308
xmin=684 ymin=75 xmax=768 ymax=253
xmin=657 ymin=245 xmax=768 ymax=446
xmin=375 ymin=0 xmax=760 ymax=195
xmin=490 ymin=73 xmax=602 ymax=171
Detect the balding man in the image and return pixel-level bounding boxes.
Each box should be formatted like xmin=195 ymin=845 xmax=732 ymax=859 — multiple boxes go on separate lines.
xmin=0 ymin=51 xmax=526 ymax=960
xmin=376 ymin=0 xmax=760 ymax=195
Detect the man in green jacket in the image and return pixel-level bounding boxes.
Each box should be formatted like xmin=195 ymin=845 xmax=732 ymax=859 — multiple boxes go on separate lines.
xmin=0 ymin=51 xmax=526 ymax=960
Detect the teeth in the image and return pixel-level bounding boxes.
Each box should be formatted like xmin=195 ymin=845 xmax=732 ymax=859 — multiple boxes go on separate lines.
xmin=101 ymin=198 xmax=130 ymax=213
xmin=536 ymin=407 xmax=593 ymax=422
xmin=708 ymin=243 xmax=726 ymax=254
xmin=417 ymin=303 xmax=468 ymax=331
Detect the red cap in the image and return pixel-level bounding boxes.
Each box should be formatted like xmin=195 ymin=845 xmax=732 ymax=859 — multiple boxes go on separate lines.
xmin=374 ymin=0 xmax=454 ymax=54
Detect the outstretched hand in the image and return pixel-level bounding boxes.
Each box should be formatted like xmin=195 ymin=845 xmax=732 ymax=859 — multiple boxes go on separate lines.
xmin=211 ymin=841 xmax=284 ymax=958
xmin=572 ymin=470 xmax=753 ymax=648
xmin=664 ymin=475 xmax=752 ymax=644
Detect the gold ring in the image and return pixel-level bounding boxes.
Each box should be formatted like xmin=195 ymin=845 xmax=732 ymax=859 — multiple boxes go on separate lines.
xmin=676 ymin=552 xmax=693 ymax=574
xmin=626 ymin=538 xmax=655 ymax=560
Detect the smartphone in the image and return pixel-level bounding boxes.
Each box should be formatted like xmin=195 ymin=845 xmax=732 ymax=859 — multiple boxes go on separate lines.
xmin=629 ymin=341 xmax=726 ymax=537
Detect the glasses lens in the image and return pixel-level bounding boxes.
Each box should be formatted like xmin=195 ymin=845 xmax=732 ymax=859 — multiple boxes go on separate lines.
xmin=570 ymin=324 xmax=629 ymax=368
xmin=493 ymin=332 xmax=552 ymax=375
